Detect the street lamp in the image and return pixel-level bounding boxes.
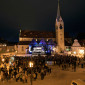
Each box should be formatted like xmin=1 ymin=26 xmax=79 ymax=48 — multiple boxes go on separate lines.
xmin=74 ymin=51 xmax=76 ymax=55
xmin=79 ymin=49 xmax=84 ymax=58
xmin=29 ymin=61 xmax=33 ymax=85
xmin=2 ymin=58 xmax=5 ymax=63
xmin=1 ymin=58 xmax=5 ymax=68
xmin=29 ymin=62 xmax=33 ymax=68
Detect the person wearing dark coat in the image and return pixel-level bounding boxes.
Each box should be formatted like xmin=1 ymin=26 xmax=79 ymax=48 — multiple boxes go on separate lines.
xmin=41 ymin=72 xmax=44 ymax=80
xmin=49 ymin=68 xmax=51 ymax=73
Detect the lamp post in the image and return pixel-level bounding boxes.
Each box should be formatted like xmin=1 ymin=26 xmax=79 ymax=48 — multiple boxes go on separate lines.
xmin=29 ymin=61 xmax=33 ymax=85
xmin=2 ymin=58 xmax=5 ymax=63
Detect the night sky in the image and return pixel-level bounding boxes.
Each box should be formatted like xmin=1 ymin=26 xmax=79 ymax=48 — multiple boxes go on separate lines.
xmin=0 ymin=0 xmax=85 ymax=42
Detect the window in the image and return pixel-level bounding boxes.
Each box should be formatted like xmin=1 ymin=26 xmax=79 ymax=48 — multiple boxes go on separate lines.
xmin=36 ymin=39 xmax=37 ymax=41
xmin=47 ymin=39 xmax=48 ymax=41
xmin=22 ymin=46 xmax=24 ymax=51
xmin=61 ymin=38 xmax=62 ymax=40
xmin=60 ymin=24 xmax=63 ymax=29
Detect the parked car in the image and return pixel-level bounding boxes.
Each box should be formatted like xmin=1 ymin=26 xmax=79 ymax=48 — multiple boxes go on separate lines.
xmin=71 ymin=79 xmax=85 ymax=85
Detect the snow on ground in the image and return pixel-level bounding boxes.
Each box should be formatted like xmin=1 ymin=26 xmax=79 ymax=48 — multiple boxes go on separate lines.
xmin=0 ymin=65 xmax=85 ymax=85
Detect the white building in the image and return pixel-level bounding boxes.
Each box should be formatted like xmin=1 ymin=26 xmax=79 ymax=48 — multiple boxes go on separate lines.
xmin=71 ymin=39 xmax=84 ymax=58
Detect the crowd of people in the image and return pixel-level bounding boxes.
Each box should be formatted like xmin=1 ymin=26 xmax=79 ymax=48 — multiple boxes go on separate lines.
xmin=47 ymin=54 xmax=83 ymax=71
xmin=0 ymin=54 xmax=84 ymax=83
xmin=0 ymin=56 xmax=51 ymax=83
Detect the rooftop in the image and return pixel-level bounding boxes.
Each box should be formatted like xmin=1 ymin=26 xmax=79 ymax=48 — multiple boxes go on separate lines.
xmin=20 ymin=30 xmax=56 ymax=38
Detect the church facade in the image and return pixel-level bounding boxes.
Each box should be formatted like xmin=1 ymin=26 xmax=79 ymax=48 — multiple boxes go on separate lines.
xmin=17 ymin=0 xmax=65 ymax=55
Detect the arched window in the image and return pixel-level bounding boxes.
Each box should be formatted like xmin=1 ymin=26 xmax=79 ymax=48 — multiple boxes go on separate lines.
xmin=60 ymin=24 xmax=63 ymax=29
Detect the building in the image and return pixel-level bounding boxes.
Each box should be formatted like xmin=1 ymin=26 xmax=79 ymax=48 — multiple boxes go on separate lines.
xmin=17 ymin=0 xmax=65 ymax=55
xmin=0 ymin=37 xmax=17 ymax=57
xmin=0 ymin=38 xmax=7 ymax=53
xmin=71 ymin=39 xmax=84 ymax=58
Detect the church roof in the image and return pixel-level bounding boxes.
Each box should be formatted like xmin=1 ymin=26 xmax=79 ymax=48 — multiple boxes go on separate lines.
xmin=20 ymin=30 xmax=56 ymax=38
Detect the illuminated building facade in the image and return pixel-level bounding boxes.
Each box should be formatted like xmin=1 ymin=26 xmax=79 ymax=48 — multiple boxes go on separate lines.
xmin=71 ymin=39 xmax=84 ymax=58
xmin=18 ymin=31 xmax=57 ymax=55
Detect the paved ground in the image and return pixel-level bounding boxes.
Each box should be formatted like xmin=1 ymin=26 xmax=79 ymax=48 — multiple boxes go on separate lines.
xmin=0 ymin=65 xmax=85 ymax=85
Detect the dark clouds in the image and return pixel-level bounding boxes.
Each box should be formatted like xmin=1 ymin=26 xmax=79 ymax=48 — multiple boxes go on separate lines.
xmin=0 ymin=0 xmax=85 ymax=41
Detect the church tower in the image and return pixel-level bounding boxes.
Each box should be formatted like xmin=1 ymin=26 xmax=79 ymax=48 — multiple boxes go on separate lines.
xmin=55 ymin=0 xmax=64 ymax=52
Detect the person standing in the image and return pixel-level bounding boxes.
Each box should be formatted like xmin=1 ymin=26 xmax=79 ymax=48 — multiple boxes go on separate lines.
xmin=25 ymin=74 xmax=28 ymax=83
xmin=16 ymin=73 xmax=19 ymax=82
xmin=20 ymin=74 xmax=22 ymax=82
xmin=41 ymin=72 xmax=44 ymax=80
xmin=35 ymin=72 xmax=37 ymax=79
xmin=74 ymin=61 xmax=76 ymax=72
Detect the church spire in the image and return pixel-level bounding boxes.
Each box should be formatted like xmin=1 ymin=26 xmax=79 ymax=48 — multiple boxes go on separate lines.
xmin=57 ymin=0 xmax=60 ymax=21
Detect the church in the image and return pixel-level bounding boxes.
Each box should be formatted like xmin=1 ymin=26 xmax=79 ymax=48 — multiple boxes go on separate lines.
xmin=17 ymin=0 xmax=65 ymax=55
xmin=16 ymin=0 xmax=70 ymax=56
